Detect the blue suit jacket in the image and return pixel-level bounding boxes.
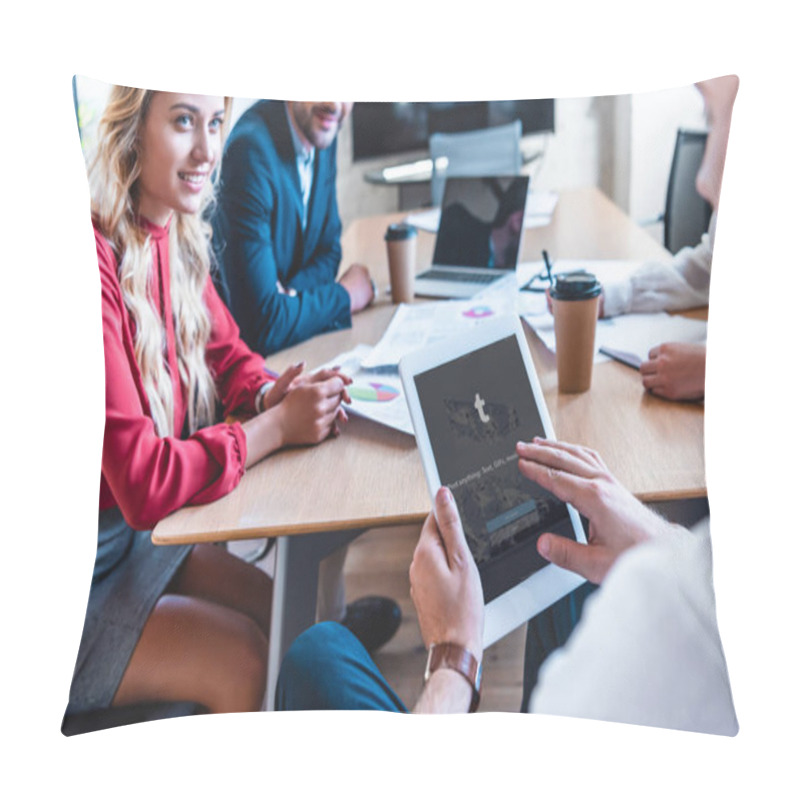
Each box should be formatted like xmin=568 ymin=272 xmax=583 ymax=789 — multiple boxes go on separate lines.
xmin=212 ymin=100 xmax=351 ymax=355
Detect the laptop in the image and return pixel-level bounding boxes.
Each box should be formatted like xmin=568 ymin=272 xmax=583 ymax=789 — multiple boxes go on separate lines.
xmin=400 ymin=315 xmax=586 ymax=624
xmin=414 ymin=175 xmax=530 ymax=299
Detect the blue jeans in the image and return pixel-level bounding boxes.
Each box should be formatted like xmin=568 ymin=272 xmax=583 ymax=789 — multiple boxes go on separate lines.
xmin=277 ymin=590 xmax=597 ymax=714
xmin=275 ymin=622 xmax=408 ymax=712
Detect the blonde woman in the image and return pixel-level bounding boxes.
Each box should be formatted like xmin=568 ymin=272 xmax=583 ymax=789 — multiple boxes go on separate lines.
xmin=66 ymin=87 xmax=351 ymax=719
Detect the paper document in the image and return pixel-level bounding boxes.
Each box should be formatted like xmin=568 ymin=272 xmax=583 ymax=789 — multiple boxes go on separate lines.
xmin=362 ymin=296 xmax=519 ymax=369
xmin=403 ymin=208 xmax=439 ymax=232
xmin=598 ymin=313 xmax=708 ymax=368
xmin=524 ymin=311 xmax=707 ymax=366
xmin=322 ymin=345 xmax=414 ymax=436
xmin=404 ymin=190 xmax=559 ymax=232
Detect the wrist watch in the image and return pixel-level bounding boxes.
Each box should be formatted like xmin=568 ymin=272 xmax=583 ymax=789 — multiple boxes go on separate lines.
xmin=424 ymin=642 xmax=482 ymax=712
xmin=369 ymin=277 xmax=378 ymax=305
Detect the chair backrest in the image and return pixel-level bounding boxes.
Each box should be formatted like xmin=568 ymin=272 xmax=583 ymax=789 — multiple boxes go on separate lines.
xmin=429 ymin=120 xmax=523 ymax=207
xmin=663 ymin=128 xmax=713 ymax=255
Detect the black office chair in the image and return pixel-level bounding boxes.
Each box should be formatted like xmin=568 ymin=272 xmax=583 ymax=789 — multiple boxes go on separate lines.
xmin=662 ymin=128 xmax=713 ymax=254
xmin=61 ymin=700 xmax=209 ymax=736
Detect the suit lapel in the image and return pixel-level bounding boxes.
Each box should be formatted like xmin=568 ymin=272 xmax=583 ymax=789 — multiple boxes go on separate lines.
xmin=261 ymin=101 xmax=304 ymax=228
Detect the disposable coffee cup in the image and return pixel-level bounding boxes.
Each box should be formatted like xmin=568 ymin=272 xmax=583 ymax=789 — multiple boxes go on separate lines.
xmin=550 ymin=272 xmax=602 ymax=393
xmin=385 ymin=223 xmax=417 ymax=303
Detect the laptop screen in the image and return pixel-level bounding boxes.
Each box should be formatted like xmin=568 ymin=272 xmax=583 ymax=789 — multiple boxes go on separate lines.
xmin=432 ymin=175 xmax=529 ymax=271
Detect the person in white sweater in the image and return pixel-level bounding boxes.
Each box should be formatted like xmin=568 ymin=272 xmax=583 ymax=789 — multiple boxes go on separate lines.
xmin=277 ymin=438 xmax=738 ymax=735
xmin=600 ymin=75 xmax=738 ymax=401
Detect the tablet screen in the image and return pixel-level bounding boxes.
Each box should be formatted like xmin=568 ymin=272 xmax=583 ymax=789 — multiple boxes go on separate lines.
xmin=413 ymin=335 xmax=576 ymax=581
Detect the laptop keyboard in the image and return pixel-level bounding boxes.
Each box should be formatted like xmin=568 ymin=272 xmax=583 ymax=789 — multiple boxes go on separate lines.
xmin=417 ymin=269 xmax=500 ymax=284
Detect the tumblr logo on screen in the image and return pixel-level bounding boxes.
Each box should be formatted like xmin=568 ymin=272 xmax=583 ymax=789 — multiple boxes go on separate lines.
xmin=474 ymin=393 xmax=491 ymax=424
xmin=444 ymin=395 xmax=518 ymax=442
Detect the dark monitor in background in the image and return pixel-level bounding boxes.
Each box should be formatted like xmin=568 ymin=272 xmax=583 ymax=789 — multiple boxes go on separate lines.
xmin=351 ymin=100 xmax=555 ymax=162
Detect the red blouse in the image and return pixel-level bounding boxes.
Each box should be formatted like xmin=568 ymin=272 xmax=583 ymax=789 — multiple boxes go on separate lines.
xmin=97 ymin=217 xmax=270 ymax=530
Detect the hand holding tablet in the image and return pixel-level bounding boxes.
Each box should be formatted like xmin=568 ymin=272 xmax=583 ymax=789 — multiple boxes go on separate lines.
xmin=409 ymin=486 xmax=484 ymax=661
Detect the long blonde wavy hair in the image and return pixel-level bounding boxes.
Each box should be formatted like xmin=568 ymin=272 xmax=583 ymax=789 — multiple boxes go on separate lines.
xmin=90 ymin=86 xmax=232 ymax=437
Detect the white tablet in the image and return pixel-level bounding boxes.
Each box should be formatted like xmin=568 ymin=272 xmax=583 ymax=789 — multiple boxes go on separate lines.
xmin=400 ymin=314 xmax=586 ymax=645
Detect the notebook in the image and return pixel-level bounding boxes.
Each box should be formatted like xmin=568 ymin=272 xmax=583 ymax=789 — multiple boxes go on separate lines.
xmin=414 ymin=175 xmax=530 ymax=299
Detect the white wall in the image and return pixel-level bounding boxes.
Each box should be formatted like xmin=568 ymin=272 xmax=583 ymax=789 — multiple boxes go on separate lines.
xmin=627 ymin=84 xmax=706 ymax=234
xmin=535 ymin=95 xmax=612 ymax=194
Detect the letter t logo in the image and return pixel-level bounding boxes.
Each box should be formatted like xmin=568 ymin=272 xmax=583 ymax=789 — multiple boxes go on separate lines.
xmin=474 ymin=393 xmax=490 ymax=423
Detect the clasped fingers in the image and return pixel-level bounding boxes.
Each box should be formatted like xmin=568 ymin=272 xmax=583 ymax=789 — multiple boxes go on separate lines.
xmin=309 ymin=366 xmax=354 ymax=387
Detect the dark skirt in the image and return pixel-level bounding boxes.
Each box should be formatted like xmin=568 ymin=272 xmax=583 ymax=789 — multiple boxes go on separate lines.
xmin=65 ymin=506 xmax=191 ymax=711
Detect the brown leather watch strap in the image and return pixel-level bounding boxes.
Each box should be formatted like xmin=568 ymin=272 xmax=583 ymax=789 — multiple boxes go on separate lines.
xmin=424 ymin=642 xmax=482 ymax=712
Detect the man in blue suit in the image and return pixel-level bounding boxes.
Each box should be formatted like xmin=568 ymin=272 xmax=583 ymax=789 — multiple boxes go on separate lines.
xmin=213 ymin=100 xmax=375 ymax=356
xmin=213 ymin=100 xmax=398 ymax=653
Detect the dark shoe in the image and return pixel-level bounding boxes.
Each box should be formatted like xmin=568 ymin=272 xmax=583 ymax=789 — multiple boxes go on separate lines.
xmin=342 ymin=596 xmax=401 ymax=653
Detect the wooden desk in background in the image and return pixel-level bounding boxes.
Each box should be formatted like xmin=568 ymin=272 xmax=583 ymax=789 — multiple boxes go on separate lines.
xmin=152 ymin=186 xmax=706 ymax=708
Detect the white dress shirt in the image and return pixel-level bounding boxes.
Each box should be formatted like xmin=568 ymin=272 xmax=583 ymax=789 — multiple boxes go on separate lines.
xmin=530 ymin=517 xmax=738 ymax=736
xmin=602 ymin=213 xmax=716 ymax=317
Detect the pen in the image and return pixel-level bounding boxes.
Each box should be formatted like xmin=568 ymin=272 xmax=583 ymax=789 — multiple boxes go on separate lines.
xmin=542 ymin=250 xmax=554 ymax=287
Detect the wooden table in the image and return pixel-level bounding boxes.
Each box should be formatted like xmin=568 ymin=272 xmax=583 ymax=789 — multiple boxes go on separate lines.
xmin=153 ymin=186 xmax=705 ymax=708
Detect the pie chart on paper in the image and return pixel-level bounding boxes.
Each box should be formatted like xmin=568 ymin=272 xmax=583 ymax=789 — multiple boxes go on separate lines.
xmin=350 ymin=382 xmax=400 ymax=403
